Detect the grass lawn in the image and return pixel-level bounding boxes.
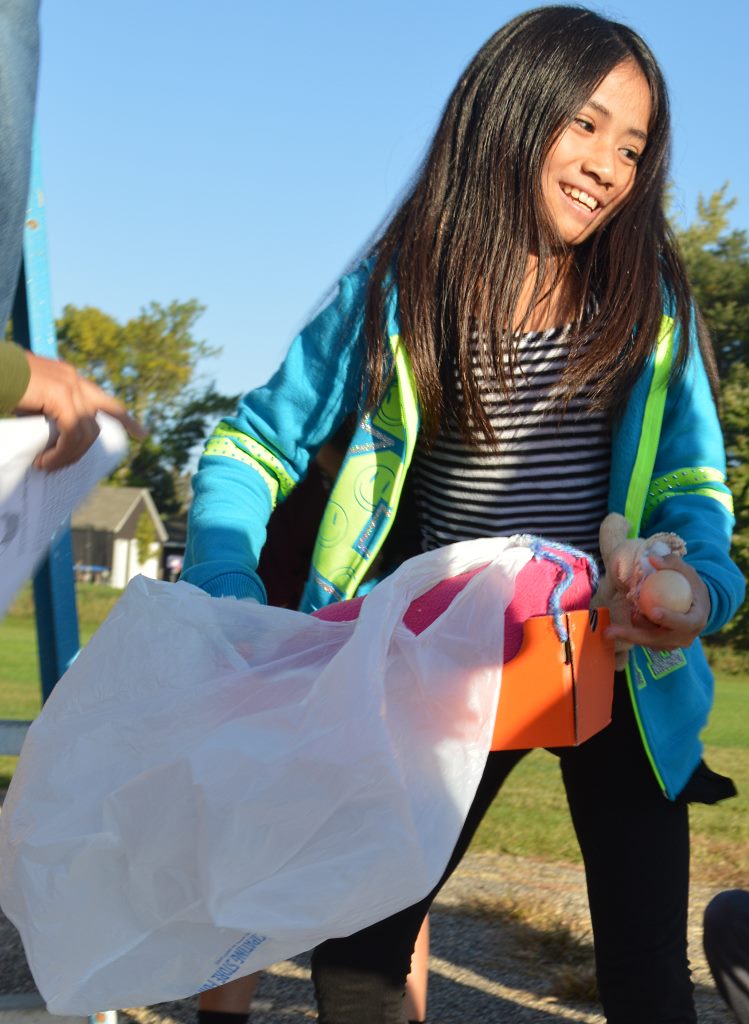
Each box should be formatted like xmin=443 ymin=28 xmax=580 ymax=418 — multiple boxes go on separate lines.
xmin=0 ymin=584 xmax=120 ymax=787
xmin=1 ymin=585 xmax=748 ymax=885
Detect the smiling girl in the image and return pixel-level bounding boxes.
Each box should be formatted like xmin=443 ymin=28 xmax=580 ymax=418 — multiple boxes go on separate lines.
xmin=183 ymin=6 xmax=744 ymax=1022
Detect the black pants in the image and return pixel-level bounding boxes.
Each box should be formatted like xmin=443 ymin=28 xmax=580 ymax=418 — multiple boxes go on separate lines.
xmin=311 ymin=676 xmax=695 ymax=1023
xmin=703 ymin=888 xmax=749 ymax=1023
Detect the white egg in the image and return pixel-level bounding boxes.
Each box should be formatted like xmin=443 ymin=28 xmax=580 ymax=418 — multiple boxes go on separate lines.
xmin=638 ymin=569 xmax=693 ymax=618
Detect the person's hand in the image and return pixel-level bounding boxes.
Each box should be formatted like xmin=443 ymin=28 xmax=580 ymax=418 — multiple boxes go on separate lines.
xmin=14 ymin=351 xmax=146 ymax=471
xmin=605 ymin=555 xmax=711 ymax=651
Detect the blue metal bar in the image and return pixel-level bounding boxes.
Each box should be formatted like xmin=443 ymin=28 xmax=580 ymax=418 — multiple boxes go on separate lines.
xmin=19 ymin=131 xmax=58 ymax=358
xmin=30 ymin=531 xmax=80 ymax=702
xmin=10 ymin=133 xmax=81 ymax=700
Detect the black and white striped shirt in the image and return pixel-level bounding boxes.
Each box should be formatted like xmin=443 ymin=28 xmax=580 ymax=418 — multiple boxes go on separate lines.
xmin=412 ymin=325 xmax=610 ymax=558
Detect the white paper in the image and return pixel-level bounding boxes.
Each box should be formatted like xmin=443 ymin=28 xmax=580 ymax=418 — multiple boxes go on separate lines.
xmin=0 ymin=413 xmax=128 ymax=616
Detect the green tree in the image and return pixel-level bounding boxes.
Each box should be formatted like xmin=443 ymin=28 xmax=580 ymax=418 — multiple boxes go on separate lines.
xmin=714 ymin=362 xmax=749 ymax=648
xmin=57 ymin=299 xmax=216 ymax=429
xmin=673 ymin=186 xmax=749 ymax=648
xmin=126 ymin=438 xmax=180 ymax=517
xmin=672 ymin=185 xmax=749 ymax=377
xmin=134 ymin=510 xmax=157 ymax=565
xmin=56 ymin=300 xmax=238 ymax=516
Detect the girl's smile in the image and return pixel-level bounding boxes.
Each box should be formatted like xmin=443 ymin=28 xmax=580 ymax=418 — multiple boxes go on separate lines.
xmin=542 ymin=60 xmax=652 ymax=245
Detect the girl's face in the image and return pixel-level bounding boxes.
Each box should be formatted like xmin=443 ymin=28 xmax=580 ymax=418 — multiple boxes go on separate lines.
xmin=541 ymin=60 xmax=652 ymax=246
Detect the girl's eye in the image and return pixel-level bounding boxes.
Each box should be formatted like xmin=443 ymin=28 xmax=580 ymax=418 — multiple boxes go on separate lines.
xmin=575 ymin=117 xmax=594 ymax=132
xmin=621 ymin=147 xmax=641 ymax=164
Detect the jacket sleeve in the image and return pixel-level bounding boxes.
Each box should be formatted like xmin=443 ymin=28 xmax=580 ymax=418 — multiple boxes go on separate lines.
xmin=181 ymin=265 xmax=370 ymax=600
xmin=0 ymin=341 xmax=31 ymax=415
xmin=642 ymin=316 xmax=745 ymax=635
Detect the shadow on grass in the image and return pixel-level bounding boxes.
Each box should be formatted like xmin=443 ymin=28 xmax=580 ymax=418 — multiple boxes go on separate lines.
xmin=432 ymin=894 xmax=600 ymax=1011
xmin=430 ymin=895 xmax=730 ymax=1022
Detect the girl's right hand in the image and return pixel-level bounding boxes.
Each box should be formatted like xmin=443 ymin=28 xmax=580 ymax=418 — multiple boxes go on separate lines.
xmin=606 ymin=556 xmax=710 ymax=651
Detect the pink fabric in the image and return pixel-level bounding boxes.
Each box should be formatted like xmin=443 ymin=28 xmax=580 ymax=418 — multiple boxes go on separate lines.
xmin=312 ymin=551 xmax=595 ymax=662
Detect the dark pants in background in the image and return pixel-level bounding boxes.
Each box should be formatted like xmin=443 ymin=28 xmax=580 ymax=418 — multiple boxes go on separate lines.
xmin=312 ymin=675 xmax=695 ymax=1024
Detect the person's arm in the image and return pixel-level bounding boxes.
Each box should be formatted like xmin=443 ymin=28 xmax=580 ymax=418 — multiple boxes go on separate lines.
xmin=182 ymin=265 xmax=371 ymax=601
xmin=607 ymin=313 xmax=745 ymax=651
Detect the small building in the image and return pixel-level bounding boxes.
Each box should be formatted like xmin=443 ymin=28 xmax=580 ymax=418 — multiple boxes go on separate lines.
xmin=71 ymin=485 xmax=168 ymax=589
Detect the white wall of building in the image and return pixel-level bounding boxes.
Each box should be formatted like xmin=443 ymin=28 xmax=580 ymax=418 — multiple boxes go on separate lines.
xmin=110 ymin=538 xmax=162 ymax=589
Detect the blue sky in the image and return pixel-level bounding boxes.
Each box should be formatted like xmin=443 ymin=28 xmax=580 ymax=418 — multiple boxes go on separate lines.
xmin=37 ymin=1 xmax=748 ymax=399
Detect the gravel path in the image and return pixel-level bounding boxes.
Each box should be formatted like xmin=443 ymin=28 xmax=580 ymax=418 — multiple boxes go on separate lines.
xmin=0 ymin=851 xmax=732 ymax=1023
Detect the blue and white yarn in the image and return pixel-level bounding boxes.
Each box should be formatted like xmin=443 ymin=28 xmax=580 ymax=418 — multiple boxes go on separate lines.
xmin=515 ymin=535 xmax=600 ymax=643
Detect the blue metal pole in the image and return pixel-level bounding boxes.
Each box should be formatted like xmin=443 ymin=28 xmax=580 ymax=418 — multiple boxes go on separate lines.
xmin=12 ymin=131 xmax=81 ymax=699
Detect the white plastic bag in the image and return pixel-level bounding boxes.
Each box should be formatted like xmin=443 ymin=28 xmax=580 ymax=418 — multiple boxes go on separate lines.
xmin=0 ymin=536 xmax=531 ymax=1015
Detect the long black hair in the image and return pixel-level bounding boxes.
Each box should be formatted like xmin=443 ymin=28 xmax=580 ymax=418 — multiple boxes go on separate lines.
xmin=361 ymin=5 xmax=696 ymax=442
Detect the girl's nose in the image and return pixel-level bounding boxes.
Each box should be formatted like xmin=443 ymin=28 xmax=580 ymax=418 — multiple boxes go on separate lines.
xmin=582 ymin=145 xmax=615 ymax=188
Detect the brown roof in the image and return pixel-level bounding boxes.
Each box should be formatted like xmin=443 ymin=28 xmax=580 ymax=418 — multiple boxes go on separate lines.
xmin=71 ymin=485 xmax=168 ymax=541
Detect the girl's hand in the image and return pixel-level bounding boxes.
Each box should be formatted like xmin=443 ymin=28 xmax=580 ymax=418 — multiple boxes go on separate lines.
xmin=16 ymin=351 xmax=146 ymax=471
xmin=605 ymin=555 xmax=711 ymax=651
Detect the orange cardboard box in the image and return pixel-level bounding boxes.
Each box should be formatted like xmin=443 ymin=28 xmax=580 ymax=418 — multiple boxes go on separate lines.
xmin=491 ymin=607 xmax=615 ymax=750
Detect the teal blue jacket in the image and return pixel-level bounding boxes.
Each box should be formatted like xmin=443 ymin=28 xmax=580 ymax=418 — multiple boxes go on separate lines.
xmin=184 ymin=262 xmax=745 ymax=799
